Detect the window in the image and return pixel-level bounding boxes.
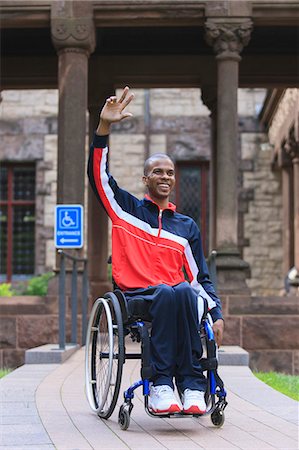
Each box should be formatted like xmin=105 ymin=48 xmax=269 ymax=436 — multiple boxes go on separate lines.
xmin=0 ymin=164 xmax=36 ymax=281
xmin=175 ymin=162 xmax=209 ymax=254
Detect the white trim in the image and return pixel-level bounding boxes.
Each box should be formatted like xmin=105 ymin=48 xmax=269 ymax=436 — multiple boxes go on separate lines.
xmin=184 ymin=243 xmax=216 ymax=310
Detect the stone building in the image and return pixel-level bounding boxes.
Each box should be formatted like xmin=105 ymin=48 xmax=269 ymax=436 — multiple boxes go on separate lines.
xmin=1 ymin=0 xmax=298 ymax=299
xmin=0 ymin=86 xmax=291 ymax=296
xmin=0 ymin=1 xmax=298 ymax=371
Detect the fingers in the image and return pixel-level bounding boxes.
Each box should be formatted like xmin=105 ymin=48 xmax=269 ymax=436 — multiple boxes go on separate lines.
xmin=119 ymin=86 xmax=135 ymax=110
xmin=120 ymin=93 xmax=135 ymax=110
xmin=105 ymin=87 xmax=134 ymax=111
xmin=216 ymin=333 xmax=222 ymax=348
xmin=106 ymin=96 xmax=117 ymax=104
xmin=213 ymin=319 xmax=224 ymax=348
xmin=118 ymin=86 xmax=130 ymax=103
xmin=121 ymin=112 xmax=133 ymax=120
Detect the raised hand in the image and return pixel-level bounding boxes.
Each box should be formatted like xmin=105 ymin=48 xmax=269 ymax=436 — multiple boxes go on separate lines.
xmin=98 ymin=86 xmax=134 ymax=135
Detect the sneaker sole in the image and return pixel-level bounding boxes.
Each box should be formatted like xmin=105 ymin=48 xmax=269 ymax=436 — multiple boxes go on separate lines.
xmin=150 ymin=404 xmax=182 ymax=414
xmin=183 ymin=406 xmax=206 ymax=415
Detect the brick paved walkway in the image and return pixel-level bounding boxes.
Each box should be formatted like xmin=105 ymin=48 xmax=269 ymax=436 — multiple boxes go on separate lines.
xmin=1 ymin=345 xmax=298 ymax=450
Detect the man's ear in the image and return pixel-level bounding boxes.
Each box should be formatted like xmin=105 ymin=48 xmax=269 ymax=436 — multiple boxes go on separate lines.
xmin=142 ymin=175 xmax=148 ymax=186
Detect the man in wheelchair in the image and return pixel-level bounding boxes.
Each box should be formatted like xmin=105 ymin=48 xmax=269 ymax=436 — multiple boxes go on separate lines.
xmin=88 ymin=86 xmax=224 ymax=416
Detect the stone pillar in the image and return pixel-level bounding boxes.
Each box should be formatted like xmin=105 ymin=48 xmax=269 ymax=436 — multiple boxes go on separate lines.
xmin=293 ymin=158 xmax=299 ymax=270
xmin=279 ymin=146 xmax=294 ymax=275
xmin=51 ymin=1 xmax=95 ymax=207
xmin=284 ymin=130 xmax=299 ymax=271
xmin=205 ymin=17 xmax=252 ymax=292
xmin=88 ymin=88 xmax=114 ymax=299
xmin=201 ymin=86 xmax=217 ymax=251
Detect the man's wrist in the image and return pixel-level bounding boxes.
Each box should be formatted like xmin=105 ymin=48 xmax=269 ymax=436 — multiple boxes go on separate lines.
xmin=96 ymin=119 xmax=111 ymax=136
xmin=93 ymin=133 xmax=108 ymax=148
xmin=210 ymin=307 xmax=224 ymax=323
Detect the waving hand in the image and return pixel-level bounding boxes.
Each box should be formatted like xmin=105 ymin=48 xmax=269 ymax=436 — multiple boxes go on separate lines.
xmin=97 ymin=86 xmax=135 ymax=135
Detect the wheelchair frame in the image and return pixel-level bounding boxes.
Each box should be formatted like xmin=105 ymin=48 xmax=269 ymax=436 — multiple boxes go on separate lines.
xmin=85 ymin=290 xmax=227 ymax=431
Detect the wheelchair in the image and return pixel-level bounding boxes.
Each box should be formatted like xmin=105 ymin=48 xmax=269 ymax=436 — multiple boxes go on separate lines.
xmin=85 ymin=288 xmax=227 ymax=431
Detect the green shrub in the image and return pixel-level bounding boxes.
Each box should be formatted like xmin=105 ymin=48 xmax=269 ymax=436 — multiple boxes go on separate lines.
xmin=0 ymin=368 xmax=11 ymax=378
xmin=0 ymin=273 xmax=55 ymax=297
xmin=0 ymin=283 xmax=15 ymax=297
xmin=24 ymin=272 xmax=55 ymax=296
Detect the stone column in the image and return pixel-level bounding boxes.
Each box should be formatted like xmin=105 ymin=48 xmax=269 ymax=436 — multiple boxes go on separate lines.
xmin=201 ymin=86 xmax=217 ymax=251
xmin=49 ymin=1 xmax=95 ymax=299
xmin=279 ymin=146 xmax=294 ymax=276
xmin=284 ymin=130 xmax=299 ymax=272
xmin=88 ymin=87 xmax=114 ymax=299
xmin=293 ymin=159 xmax=299 ymax=271
xmin=51 ymin=1 xmax=95 ymax=207
xmin=205 ymin=18 xmax=252 ymax=292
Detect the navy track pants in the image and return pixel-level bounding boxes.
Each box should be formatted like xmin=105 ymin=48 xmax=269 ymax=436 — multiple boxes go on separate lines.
xmin=125 ymin=282 xmax=207 ymax=392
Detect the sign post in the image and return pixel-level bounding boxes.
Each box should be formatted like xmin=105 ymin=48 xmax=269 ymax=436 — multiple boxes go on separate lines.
xmin=55 ymin=204 xmax=83 ymax=248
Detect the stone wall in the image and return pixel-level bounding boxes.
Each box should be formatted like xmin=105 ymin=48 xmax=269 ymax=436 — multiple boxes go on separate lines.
xmin=237 ymin=88 xmax=283 ymax=295
xmin=242 ymin=145 xmax=283 ymax=294
xmin=0 ymin=90 xmax=58 ymax=274
xmin=0 ymin=295 xmax=83 ymax=368
xmin=0 ymin=87 xmax=284 ymax=294
xmin=1 ymin=294 xmax=298 ymax=375
xmin=222 ymin=294 xmax=299 ymax=374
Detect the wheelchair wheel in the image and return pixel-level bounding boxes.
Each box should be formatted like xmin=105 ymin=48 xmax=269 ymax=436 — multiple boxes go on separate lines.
xmin=85 ymin=292 xmax=124 ymax=419
xmin=118 ymin=404 xmax=131 ymax=430
xmin=211 ymin=409 xmax=225 ymax=427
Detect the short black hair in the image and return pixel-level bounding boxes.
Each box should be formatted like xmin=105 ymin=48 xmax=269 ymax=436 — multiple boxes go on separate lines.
xmin=144 ymin=153 xmax=174 ymax=176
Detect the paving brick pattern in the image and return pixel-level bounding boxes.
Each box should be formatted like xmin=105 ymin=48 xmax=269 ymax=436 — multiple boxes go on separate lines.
xmin=1 ymin=346 xmax=298 ymax=450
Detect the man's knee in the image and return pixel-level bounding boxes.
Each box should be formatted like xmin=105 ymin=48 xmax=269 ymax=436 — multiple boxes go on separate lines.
xmin=174 ymin=282 xmax=196 ymax=300
xmin=173 ymin=282 xmax=198 ymax=314
xmin=157 ymin=284 xmax=173 ymax=296
xmin=150 ymin=284 xmax=175 ymax=317
xmin=152 ymin=284 xmax=175 ymax=306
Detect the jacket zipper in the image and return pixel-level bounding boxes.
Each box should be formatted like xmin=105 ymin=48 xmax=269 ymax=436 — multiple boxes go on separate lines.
xmin=157 ymin=209 xmax=163 ymax=238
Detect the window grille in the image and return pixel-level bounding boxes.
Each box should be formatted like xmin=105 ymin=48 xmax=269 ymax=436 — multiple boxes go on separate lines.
xmin=176 ymin=162 xmax=209 ymax=254
xmin=0 ymin=164 xmax=36 ymax=281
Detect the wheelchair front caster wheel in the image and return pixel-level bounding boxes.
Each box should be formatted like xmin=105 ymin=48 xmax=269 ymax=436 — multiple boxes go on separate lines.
xmin=211 ymin=409 xmax=225 ymax=427
xmin=118 ymin=406 xmax=130 ymax=430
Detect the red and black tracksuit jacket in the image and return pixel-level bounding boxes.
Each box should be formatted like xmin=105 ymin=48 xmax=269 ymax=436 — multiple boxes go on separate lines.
xmin=88 ymin=134 xmax=223 ymax=322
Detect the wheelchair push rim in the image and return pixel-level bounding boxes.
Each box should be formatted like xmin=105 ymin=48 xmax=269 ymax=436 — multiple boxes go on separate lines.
xmin=85 ymin=294 xmax=124 ymax=419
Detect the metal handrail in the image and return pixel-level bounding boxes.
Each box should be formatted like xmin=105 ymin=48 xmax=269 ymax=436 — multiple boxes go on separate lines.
xmin=207 ymin=250 xmax=217 ymax=293
xmin=57 ymin=249 xmax=88 ymax=350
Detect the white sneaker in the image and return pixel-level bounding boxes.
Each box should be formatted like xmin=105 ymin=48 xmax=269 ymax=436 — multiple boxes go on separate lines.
xmin=148 ymin=385 xmax=182 ymax=414
xmin=182 ymin=389 xmax=206 ymax=414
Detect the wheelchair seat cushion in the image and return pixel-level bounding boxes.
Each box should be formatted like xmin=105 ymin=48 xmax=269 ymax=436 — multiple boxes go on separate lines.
xmin=127 ymin=297 xmax=152 ymax=322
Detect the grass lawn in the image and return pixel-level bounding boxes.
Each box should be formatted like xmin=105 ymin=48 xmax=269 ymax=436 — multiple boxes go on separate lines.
xmin=0 ymin=369 xmax=11 ymax=379
xmin=254 ymin=372 xmax=299 ymax=401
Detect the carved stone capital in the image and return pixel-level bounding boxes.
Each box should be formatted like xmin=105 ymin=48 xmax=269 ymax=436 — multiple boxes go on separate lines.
xmin=205 ymin=19 xmax=253 ymax=60
xmin=51 ymin=1 xmax=95 ymax=55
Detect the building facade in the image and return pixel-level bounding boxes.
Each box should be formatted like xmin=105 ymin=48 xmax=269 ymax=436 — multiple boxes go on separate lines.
xmin=1 ymin=86 xmax=289 ymax=296
xmin=1 ymin=0 xmax=298 ymax=298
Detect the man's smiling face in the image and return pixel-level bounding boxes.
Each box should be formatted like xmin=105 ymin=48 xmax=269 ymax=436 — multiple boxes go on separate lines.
xmin=143 ymin=156 xmax=175 ymax=202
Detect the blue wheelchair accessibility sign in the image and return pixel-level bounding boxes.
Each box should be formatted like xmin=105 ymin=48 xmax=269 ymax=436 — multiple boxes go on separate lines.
xmin=55 ymin=204 xmax=83 ymax=248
